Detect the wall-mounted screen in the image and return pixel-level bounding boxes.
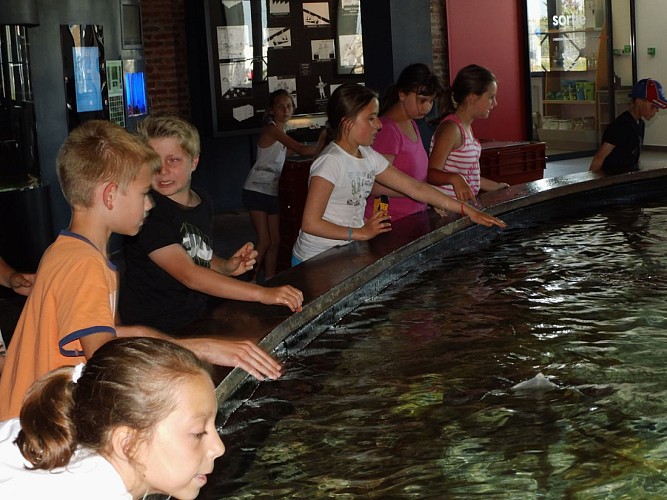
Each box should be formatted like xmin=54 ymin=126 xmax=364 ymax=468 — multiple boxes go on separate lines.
xmin=73 ymin=47 xmax=103 ymax=112
xmin=60 ymin=24 xmax=108 ymax=131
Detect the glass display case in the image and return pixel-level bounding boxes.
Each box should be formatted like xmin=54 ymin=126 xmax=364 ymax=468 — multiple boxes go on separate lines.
xmin=527 ymin=0 xmax=613 ymax=157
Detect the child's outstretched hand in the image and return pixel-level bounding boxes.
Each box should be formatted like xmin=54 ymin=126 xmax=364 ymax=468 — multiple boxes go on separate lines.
xmin=190 ymin=338 xmax=283 ymax=380
xmin=224 ymin=242 xmax=258 ymax=276
xmin=260 ymin=284 xmax=304 ymax=312
xmin=466 ymin=206 xmax=507 ymax=229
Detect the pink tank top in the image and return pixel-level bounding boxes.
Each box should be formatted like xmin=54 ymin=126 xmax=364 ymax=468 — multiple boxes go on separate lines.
xmin=430 ymin=113 xmax=481 ymax=197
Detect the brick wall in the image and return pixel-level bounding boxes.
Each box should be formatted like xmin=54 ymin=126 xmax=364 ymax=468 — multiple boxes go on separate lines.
xmin=141 ymin=0 xmax=190 ymax=117
xmin=141 ymin=0 xmax=446 ymax=117
xmin=430 ymin=0 xmax=448 ymax=83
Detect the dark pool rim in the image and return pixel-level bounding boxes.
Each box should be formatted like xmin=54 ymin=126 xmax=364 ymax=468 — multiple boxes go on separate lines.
xmin=212 ymin=166 xmax=667 ymax=405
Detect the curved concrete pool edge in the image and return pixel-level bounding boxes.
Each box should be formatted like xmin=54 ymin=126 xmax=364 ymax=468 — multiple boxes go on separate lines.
xmin=180 ymin=166 xmax=667 ymax=404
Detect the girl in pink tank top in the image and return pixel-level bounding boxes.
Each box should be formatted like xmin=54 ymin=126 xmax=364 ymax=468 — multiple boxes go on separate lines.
xmin=363 ymin=63 xmax=444 ymax=221
xmin=428 ymin=64 xmax=509 ymax=204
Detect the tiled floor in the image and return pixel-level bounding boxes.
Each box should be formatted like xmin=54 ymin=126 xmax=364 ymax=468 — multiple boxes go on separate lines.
xmin=543 ymin=155 xmax=591 ymax=178
xmin=544 ymin=149 xmax=667 ymax=178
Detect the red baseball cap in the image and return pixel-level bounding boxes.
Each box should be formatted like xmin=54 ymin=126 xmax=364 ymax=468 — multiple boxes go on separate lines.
xmin=630 ymin=78 xmax=667 ymax=109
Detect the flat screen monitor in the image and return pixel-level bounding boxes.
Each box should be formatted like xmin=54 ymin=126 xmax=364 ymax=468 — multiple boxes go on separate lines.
xmin=73 ymin=46 xmax=103 ymax=112
xmin=60 ymin=24 xmax=107 ymax=131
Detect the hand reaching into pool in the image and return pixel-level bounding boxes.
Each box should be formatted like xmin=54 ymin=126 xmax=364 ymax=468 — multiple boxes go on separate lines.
xmin=178 ymin=337 xmax=283 ymax=380
xmin=433 ymin=201 xmax=506 ymax=229
xmin=463 ymin=204 xmax=507 ymax=228
xmin=258 ymin=284 xmax=304 ymax=312
xmin=116 ymin=324 xmax=284 ymax=381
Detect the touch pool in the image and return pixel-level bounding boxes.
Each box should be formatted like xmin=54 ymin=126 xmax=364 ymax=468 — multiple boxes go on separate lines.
xmin=195 ymin=170 xmax=667 ymax=498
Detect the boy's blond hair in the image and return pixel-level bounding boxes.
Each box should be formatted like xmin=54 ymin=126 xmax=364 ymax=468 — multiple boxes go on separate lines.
xmin=135 ymin=114 xmax=201 ymax=159
xmin=57 ymin=120 xmax=161 ymax=208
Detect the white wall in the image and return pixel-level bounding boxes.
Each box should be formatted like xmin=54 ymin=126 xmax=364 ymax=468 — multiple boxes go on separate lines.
xmin=611 ymin=0 xmax=632 ymax=87
xmin=635 ymin=0 xmax=667 ymax=147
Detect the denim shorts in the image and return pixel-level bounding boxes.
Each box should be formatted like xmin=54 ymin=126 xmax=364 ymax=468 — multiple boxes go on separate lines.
xmin=242 ymin=189 xmax=280 ymax=215
xmin=291 ymin=254 xmax=303 ymax=267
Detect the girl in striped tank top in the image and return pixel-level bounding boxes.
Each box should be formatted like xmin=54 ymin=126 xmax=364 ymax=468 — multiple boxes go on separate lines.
xmin=427 ymin=64 xmax=509 ymax=204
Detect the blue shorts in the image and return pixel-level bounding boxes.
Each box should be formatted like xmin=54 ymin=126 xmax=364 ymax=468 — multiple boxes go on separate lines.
xmin=291 ymin=254 xmax=303 ymax=267
xmin=242 ymin=189 xmax=280 ymax=215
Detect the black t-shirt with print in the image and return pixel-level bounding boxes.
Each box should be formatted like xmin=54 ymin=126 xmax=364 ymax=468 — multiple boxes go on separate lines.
xmin=119 ymin=188 xmax=215 ymax=333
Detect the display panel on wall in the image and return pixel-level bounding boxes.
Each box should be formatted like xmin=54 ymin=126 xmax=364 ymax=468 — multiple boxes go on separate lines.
xmin=60 ymin=25 xmax=109 ymax=132
xmin=205 ymin=0 xmax=364 ymax=136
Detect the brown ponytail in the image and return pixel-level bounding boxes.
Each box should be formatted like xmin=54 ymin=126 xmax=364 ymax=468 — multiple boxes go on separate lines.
xmin=15 ymin=366 xmax=78 ymax=469
xmin=439 ymin=64 xmax=496 ymax=117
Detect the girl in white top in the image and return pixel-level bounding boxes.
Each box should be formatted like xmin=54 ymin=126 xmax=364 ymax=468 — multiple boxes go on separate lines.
xmin=242 ymin=89 xmax=324 ymax=280
xmin=292 ymin=83 xmax=507 ymax=264
xmin=0 ymin=337 xmax=225 ymax=500
xmin=428 ymin=64 xmax=510 ymax=203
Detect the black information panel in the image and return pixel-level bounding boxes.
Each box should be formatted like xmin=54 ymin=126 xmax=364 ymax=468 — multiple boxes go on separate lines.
xmin=205 ymin=0 xmax=364 ymax=136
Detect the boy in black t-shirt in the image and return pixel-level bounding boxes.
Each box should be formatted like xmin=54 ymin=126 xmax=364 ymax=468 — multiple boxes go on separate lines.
xmin=120 ymin=115 xmax=304 ymax=334
xmin=590 ymin=78 xmax=667 ymax=174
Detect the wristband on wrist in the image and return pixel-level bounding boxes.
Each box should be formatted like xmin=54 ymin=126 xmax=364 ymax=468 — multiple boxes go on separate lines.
xmin=460 ymin=202 xmax=466 ymax=216
xmin=347 ymin=226 xmax=353 ymax=241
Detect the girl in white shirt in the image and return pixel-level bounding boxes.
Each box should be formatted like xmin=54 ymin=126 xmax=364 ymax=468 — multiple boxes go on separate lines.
xmin=292 ymin=83 xmax=507 ymax=264
xmin=0 ymin=337 xmax=225 ymax=500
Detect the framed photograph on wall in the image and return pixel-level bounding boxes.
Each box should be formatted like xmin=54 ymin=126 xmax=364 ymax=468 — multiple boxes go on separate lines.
xmin=336 ymin=0 xmax=363 ymax=75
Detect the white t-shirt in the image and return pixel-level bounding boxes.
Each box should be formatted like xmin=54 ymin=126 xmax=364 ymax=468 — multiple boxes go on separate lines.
xmin=0 ymin=418 xmax=131 ymax=499
xmin=292 ymin=142 xmax=389 ymax=262
xmin=243 ymin=127 xmax=288 ymax=196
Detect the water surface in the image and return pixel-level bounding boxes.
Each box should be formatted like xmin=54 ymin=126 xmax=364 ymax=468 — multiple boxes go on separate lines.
xmin=205 ymin=199 xmax=667 ymax=499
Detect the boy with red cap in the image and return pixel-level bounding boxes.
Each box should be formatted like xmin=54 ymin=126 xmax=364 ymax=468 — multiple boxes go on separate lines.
xmin=590 ymin=78 xmax=667 ymax=174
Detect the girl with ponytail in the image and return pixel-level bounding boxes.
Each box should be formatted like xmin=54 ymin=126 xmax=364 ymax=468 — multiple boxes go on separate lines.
xmin=0 ymin=337 xmax=225 ymax=499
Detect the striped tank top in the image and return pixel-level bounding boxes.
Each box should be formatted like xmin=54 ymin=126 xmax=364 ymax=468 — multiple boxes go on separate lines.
xmin=429 ymin=113 xmax=481 ymax=198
